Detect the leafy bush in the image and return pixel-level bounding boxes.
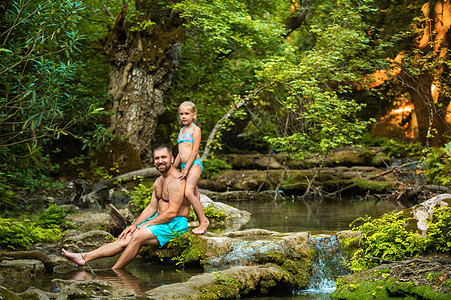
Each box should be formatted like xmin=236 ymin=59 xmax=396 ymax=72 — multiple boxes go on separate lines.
xmin=425 ymin=207 xmax=451 ymax=252
xmin=189 ymin=204 xmax=226 ymax=222
xmin=342 ymin=207 xmax=451 ymax=272
xmin=128 ymin=183 xmax=153 ymax=212
xmin=34 ymin=204 xmax=72 ymax=229
xmin=0 ymin=204 xmax=73 ymax=249
xmin=202 ymin=158 xmax=232 ymax=179
xmin=0 ymin=173 xmax=17 ymax=211
xmin=424 ymin=143 xmax=451 ymax=186
xmin=360 ymin=134 xmax=423 ymax=157
xmin=0 ymin=218 xmax=64 ymax=250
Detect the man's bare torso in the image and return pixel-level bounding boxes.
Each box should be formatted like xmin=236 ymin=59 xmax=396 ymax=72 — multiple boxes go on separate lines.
xmin=154 ymin=175 xmax=190 ymax=218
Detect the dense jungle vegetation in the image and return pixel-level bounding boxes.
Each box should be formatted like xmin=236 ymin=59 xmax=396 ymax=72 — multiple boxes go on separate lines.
xmin=1 ymin=0 xmax=450 ymax=214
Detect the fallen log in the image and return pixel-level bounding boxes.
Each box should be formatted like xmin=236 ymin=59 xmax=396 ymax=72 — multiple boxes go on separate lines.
xmin=76 ymin=167 xmax=159 ymax=208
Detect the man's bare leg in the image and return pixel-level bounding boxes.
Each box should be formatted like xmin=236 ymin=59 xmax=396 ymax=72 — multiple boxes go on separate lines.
xmin=62 ymin=235 xmax=132 ymax=266
xmin=112 ymin=228 xmax=159 ymax=269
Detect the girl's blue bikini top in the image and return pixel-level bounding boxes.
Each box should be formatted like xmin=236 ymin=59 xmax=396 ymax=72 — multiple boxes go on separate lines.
xmin=177 ymin=123 xmax=194 ymax=144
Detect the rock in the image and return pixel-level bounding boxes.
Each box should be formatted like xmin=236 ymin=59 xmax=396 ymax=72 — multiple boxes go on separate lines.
xmin=147 ymin=265 xmax=299 ymax=299
xmin=52 ymin=278 xmax=137 ymax=299
xmin=202 ymin=231 xmax=314 ymax=271
xmin=218 ymin=154 xmax=284 ymax=170
xmin=0 ymin=259 xmax=45 ymax=279
xmin=331 ymin=259 xmax=451 ymax=300
xmin=65 ymin=211 xmax=112 ymax=231
xmin=61 ymin=230 xmax=115 ymax=252
xmin=407 ymin=193 xmax=451 ymax=237
xmin=196 ymin=194 xmax=252 ymax=232
xmin=18 ymin=286 xmax=55 ymax=300
xmin=0 ymin=286 xmax=20 ymax=300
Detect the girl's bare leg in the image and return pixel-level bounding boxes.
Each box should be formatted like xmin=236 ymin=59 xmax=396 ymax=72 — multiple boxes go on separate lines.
xmin=185 ymin=165 xmax=209 ymax=234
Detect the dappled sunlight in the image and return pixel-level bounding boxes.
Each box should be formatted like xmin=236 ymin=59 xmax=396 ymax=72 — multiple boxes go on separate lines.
xmin=372 ymin=100 xmax=418 ymax=139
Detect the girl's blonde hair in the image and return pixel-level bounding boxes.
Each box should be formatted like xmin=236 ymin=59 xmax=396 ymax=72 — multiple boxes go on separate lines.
xmin=179 ymin=101 xmax=197 ymax=113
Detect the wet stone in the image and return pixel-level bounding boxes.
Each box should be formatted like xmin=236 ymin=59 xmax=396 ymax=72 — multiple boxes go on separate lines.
xmin=0 ymin=259 xmax=45 ymax=279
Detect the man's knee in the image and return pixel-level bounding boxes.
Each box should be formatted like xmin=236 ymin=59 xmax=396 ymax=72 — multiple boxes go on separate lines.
xmin=130 ymin=229 xmax=151 ymax=245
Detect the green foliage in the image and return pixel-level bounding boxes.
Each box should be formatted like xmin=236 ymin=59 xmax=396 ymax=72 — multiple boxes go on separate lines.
xmin=188 ymin=204 xmax=226 ymax=222
xmin=166 ymin=0 xmax=288 ymax=150
xmin=0 ymin=0 xmax=112 ymax=195
xmin=344 ymin=211 xmax=427 ymax=272
xmin=66 ymin=155 xmax=120 ymax=181
xmin=361 ymin=134 xmax=423 ymax=157
xmin=258 ymin=0 xmax=385 ymax=158
xmin=34 ymin=203 xmax=72 ymax=230
xmin=342 ymin=207 xmax=451 ymax=272
xmin=0 ymin=172 xmax=17 ymax=210
xmin=424 ymin=143 xmax=451 ymax=186
xmin=169 ymin=231 xmax=206 ymax=265
xmin=202 ymin=158 xmax=232 ymax=179
xmin=128 ymin=183 xmax=153 ymax=212
xmin=0 ymin=204 xmax=73 ymax=249
xmin=425 ymin=207 xmax=451 ymax=252
xmin=213 ymin=271 xmax=239 ymax=286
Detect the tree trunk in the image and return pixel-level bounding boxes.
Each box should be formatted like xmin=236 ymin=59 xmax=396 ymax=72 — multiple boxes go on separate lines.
xmin=400 ymin=0 xmax=451 ymax=146
xmin=101 ymin=2 xmax=185 ymax=164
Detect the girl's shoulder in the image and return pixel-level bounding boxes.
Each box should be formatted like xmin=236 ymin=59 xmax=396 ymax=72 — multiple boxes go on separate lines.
xmin=192 ymin=123 xmax=201 ymax=134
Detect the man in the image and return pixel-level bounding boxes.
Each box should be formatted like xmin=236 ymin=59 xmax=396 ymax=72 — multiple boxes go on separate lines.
xmin=62 ymin=145 xmax=190 ymax=269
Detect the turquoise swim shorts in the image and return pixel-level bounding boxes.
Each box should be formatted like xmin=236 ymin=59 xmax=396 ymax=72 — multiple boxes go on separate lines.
xmin=136 ymin=213 xmax=188 ymax=248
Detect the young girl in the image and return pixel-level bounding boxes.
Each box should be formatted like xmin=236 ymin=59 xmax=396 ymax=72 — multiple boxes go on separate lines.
xmin=174 ymin=101 xmax=209 ymax=234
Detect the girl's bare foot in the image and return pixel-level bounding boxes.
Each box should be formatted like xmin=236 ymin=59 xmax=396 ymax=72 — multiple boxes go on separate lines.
xmin=62 ymin=248 xmax=86 ymax=266
xmin=192 ymin=220 xmax=209 ymax=235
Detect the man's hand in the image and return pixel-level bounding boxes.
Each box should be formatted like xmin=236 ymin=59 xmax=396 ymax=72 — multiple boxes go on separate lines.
xmin=118 ymin=224 xmax=137 ymax=239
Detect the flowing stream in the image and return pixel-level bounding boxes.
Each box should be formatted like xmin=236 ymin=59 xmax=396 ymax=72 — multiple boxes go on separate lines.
xmin=6 ymin=197 xmax=398 ymax=298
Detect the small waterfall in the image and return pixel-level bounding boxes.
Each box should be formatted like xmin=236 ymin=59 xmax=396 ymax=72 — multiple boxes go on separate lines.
xmin=299 ymin=234 xmax=350 ymax=298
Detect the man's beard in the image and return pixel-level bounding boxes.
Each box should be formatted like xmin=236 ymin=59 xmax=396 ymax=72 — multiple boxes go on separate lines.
xmin=157 ymin=163 xmax=171 ymax=173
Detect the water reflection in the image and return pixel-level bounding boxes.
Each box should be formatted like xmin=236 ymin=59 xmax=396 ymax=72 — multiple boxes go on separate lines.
xmin=65 ymin=268 xmax=144 ymax=294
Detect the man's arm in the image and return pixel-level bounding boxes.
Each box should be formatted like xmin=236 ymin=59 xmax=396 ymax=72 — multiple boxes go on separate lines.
xmin=118 ymin=179 xmax=159 ymax=239
xmin=141 ymin=177 xmax=185 ymax=226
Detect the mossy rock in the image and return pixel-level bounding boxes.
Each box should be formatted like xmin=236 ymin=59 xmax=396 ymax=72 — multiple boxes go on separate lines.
xmin=331 ymin=260 xmax=451 ymax=300
xmin=147 ymin=265 xmax=300 ymax=299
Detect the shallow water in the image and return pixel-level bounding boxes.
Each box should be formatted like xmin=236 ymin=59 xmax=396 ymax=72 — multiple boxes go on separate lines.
xmin=8 ymin=197 xmax=398 ymax=298
xmin=222 ymin=197 xmax=399 ymax=234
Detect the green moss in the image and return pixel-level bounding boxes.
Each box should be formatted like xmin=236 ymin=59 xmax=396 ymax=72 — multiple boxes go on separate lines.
xmin=444 ymin=279 xmax=451 ymax=289
xmin=351 ymin=178 xmax=395 ymax=192
xmin=168 ymin=232 xmax=208 ymax=265
xmin=198 ymin=273 xmax=241 ymax=300
xmin=281 ymin=259 xmax=310 ymax=288
xmin=332 ymin=275 xmax=450 ymax=300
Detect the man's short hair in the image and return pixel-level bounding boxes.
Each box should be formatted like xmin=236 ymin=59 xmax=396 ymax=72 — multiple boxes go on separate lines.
xmin=153 ymin=145 xmax=172 ymax=157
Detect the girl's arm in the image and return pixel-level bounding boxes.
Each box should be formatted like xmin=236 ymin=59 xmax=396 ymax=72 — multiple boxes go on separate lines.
xmin=178 ymin=125 xmax=201 ymax=178
xmin=173 ymin=153 xmax=180 ymax=169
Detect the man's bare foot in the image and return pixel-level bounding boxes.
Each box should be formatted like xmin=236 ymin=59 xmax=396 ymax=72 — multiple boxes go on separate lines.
xmin=62 ymin=248 xmax=86 ymax=266
xmin=192 ymin=219 xmax=209 ymax=235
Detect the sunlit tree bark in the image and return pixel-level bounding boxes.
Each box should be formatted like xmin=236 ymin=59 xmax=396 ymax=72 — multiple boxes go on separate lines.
xmin=397 ymin=0 xmax=451 ymax=146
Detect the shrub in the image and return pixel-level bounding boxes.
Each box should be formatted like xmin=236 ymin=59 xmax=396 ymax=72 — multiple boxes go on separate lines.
xmin=0 ymin=217 xmax=64 ymax=250
xmin=341 ymin=207 xmax=451 ymax=272
xmin=129 ymin=183 xmax=153 ymax=212
xmin=188 ymin=204 xmax=226 ymax=222
xmin=202 ymin=158 xmax=232 ymax=179
xmin=424 ymin=142 xmax=451 ymax=186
